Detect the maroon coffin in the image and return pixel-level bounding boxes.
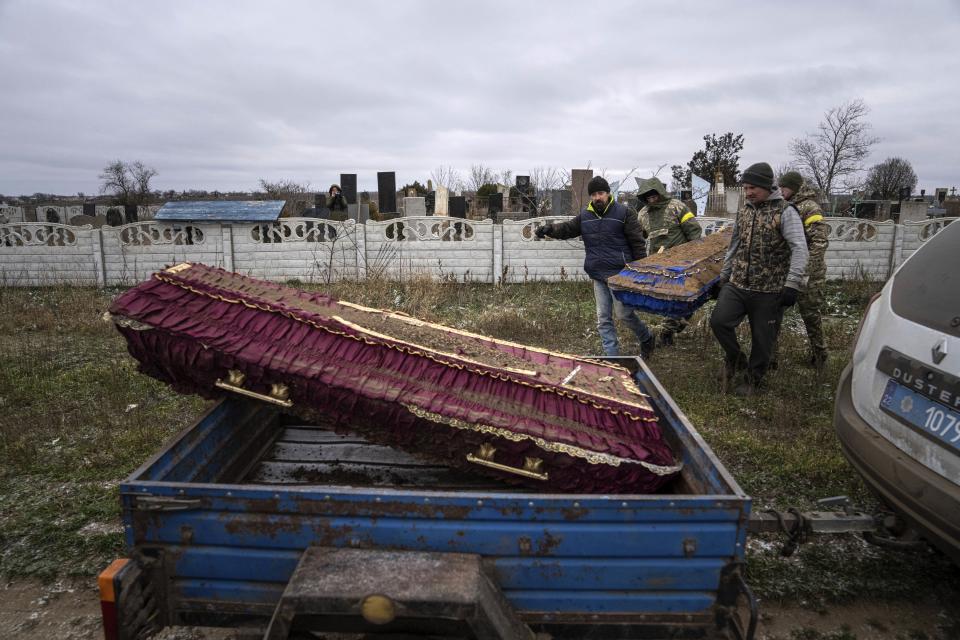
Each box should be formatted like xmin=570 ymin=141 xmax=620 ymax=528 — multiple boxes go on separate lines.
xmin=108 ymin=263 xmax=682 ymax=492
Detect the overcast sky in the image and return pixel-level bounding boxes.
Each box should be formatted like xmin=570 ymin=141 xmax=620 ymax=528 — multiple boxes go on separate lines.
xmin=1 ymin=0 xmax=958 ymax=197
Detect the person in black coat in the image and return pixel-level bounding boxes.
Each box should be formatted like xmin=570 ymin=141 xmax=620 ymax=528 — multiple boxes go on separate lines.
xmin=537 ymin=176 xmax=655 ymax=358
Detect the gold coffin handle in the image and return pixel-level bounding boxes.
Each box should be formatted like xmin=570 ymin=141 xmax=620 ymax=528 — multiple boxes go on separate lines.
xmin=466 ymin=443 xmax=548 ymax=481
xmin=214 ymin=369 xmax=294 ymax=408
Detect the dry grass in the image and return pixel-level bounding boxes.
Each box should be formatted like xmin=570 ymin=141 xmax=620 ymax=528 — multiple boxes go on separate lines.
xmin=0 ymin=277 xmax=958 ymax=612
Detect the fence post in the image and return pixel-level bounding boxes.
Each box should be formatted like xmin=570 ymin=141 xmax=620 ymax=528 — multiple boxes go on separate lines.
xmin=221 ymin=223 xmax=234 ymax=271
xmin=91 ymin=227 xmax=106 ymax=288
xmin=492 ymin=223 xmax=503 ymax=285
xmin=887 ymin=223 xmax=904 ymax=279
xmin=356 ymin=222 xmax=367 ymax=280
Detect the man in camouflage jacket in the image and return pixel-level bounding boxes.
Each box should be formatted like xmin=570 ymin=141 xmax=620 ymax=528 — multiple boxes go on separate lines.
xmin=778 ymin=171 xmax=829 ymax=369
xmin=636 ymin=177 xmax=703 ymax=346
xmin=709 ymin=162 xmax=809 ymax=396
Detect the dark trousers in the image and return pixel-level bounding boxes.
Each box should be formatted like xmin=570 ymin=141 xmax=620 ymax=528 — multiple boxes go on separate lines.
xmin=710 ymin=285 xmax=783 ymax=384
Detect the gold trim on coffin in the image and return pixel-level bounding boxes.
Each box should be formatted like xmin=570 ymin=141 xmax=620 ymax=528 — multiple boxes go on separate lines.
xmin=151 ymin=267 xmax=656 ymax=421
xmin=403 ymin=403 xmax=683 ymax=476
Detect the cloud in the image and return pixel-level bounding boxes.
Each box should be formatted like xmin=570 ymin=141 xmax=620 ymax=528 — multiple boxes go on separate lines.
xmin=0 ymin=0 xmax=958 ymax=195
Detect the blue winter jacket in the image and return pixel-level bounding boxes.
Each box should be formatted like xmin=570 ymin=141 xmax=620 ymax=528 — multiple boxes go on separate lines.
xmin=545 ymin=200 xmax=648 ymax=280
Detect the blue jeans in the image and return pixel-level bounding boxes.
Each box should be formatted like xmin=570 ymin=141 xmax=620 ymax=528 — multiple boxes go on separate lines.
xmin=592 ymin=278 xmax=652 ymax=356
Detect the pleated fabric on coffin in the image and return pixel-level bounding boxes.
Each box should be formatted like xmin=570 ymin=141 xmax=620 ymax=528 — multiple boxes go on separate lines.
xmin=109 ymin=263 xmax=682 ymax=493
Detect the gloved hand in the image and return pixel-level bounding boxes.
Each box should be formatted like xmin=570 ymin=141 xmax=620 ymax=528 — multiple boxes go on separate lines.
xmin=779 ymin=286 xmax=799 ymax=307
xmin=535 ymin=224 xmax=552 ymax=239
xmin=709 ymin=276 xmax=729 ymax=300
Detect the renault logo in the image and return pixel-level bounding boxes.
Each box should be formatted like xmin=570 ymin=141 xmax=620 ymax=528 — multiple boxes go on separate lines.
xmin=932 ymin=338 xmax=947 ymax=365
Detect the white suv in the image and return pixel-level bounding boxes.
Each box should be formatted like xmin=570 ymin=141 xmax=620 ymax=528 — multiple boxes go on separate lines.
xmin=834 ymin=219 xmax=959 ymax=563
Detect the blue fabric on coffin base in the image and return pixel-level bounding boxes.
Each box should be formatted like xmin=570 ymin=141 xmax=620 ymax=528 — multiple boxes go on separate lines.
xmin=606 ymin=230 xmax=731 ymax=319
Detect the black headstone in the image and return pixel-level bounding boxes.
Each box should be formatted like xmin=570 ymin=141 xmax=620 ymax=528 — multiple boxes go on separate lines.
xmin=488 ymin=193 xmax=503 ymax=215
xmin=377 ymin=172 xmax=397 ymax=213
xmin=124 ymin=204 xmax=139 ymax=223
xmin=449 ymin=196 xmax=467 ymax=219
xmin=82 ymin=203 xmax=96 ymax=216
xmin=106 ymin=208 xmax=123 ymax=226
xmin=425 ymin=191 xmax=436 ymax=215
xmin=340 ymin=174 xmax=357 ymax=205
xmin=314 ymin=193 xmax=324 ymax=209
xmin=516 ymin=175 xmax=530 ymax=194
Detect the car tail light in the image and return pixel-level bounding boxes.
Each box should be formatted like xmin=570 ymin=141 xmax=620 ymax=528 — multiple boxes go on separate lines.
xmin=850 ymin=292 xmax=882 ymax=355
xmin=98 ymin=559 xmax=129 ymax=640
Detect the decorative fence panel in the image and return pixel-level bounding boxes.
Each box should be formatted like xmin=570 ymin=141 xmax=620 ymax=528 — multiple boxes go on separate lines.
xmin=231 ymin=218 xmax=359 ymax=283
xmin=0 ymin=217 xmax=955 ymax=287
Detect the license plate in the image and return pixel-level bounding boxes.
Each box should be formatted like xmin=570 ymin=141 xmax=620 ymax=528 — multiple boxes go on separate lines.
xmin=881 ymin=379 xmax=960 ymax=454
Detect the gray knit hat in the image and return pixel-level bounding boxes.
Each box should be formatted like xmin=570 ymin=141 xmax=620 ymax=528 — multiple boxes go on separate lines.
xmin=741 ymin=163 xmax=774 ymax=190
xmin=778 ymin=171 xmax=803 ymax=193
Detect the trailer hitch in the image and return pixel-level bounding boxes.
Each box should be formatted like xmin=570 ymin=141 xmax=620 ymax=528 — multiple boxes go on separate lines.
xmin=747 ymin=496 xmax=928 ymax=556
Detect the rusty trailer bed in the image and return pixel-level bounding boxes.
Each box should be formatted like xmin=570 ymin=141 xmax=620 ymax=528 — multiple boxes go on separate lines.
xmin=111 ymin=361 xmax=753 ymax=638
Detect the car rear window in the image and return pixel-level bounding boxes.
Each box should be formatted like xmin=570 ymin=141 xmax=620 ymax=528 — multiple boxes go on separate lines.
xmin=891 ymin=220 xmax=960 ymax=338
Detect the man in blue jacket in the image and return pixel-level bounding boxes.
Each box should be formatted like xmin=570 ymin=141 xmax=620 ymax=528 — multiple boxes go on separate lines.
xmin=536 ymin=176 xmax=655 ymax=358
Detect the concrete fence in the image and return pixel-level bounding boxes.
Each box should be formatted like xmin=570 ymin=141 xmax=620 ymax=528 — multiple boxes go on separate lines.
xmin=0 ymin=216 xmax=954 ymax=287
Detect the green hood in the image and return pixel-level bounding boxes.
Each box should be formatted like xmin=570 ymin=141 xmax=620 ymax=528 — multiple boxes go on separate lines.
xmin=636 ymin=177 xmax=670 ymax=204
xmin=792 ymin=183 xmax=820 ymax=205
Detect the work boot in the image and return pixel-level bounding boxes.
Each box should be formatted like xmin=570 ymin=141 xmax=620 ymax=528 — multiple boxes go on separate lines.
xmin=808 ymin=349 xmax=828 ymax=371
xmin=733 ymin=375 xmax=766 ymax=398
xmin=718 ymin=352 xmax=748 ymax=392
xmin=658 ymin=329 xmax=675 ymax=347
xmin=640 ymin=336 xmax=656 ymax=360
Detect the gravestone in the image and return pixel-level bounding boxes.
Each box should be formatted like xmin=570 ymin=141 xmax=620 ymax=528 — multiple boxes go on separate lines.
xmin=516 ymin=175 xmax=530 ymax=194
xmin=425 ymin=191 xmax=436 ymax=215
xmin=435 ymin=185 xmax=449 ymax=215
xmin=551 ymin=190 xmax=573 ymax=216
xmin=315 ymin=193 xmax=325 ymax=210
xmin=340 ymin=174 xmax=358 ymax=205
xmin=44 ymin=207 xmax=61 ymax=223
xmin=379 ymin=211 xmax=401 ymax=221
xmin=449 ymin=196 xmax=467 ymax=219
xmin=403 ymin=197 xmax=426 ymax=217
xmin=377 ymin=172 xmax=397 ymax=213
xmin=82 ymin=203 xmax=96 ymax=216
xmin=488 ymin=193 xmax=503 ymax=215
xmin=105 ymin=208 xmax=124 ymax=226
xmin=571 ymin=169 xmax=593 ymax=213
xmin=124 ymin=204 xmax=139 ymax=223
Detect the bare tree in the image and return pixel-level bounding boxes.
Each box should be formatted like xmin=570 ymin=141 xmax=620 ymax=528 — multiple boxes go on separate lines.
xmin=864 ymin=157 xmax=918 ymax=200
xmin=130 ymin=161 xmax=158 ymax=204
xmin=790 ymin=99 xmax=879 ymax=197
xmin=468 ymin=164 xmax=495 ymax=193
xmin=258 ymin=178 xmax=312 ymax=215
xmin=99 ymin=160 xmax=159 ymax=205
xmin=498 ymin=169 xmax=513 ymax=190
xmin=429 ymin=165 xmax=463 ymax=192
xmin=99 ymin=160 xmax=134 ymax=205
xmin=527 ymin=167 xmax=567 ymax=214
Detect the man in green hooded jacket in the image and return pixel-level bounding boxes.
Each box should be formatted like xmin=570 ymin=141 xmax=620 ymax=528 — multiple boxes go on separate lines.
xmin=777 ymin=171 xmax=830 ymax=368
xmin=636 ymin=177 xmax=703 ymax=345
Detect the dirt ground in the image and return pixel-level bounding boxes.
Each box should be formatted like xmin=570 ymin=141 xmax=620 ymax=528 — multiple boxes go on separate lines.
xmin=0 ymin=577 xmax=953 ymax=640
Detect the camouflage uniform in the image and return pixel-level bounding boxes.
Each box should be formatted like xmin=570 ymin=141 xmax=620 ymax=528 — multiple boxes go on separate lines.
xmin=636 ymin=177 xmax=702 ymax=340
xmin=789 ymin=184 xmax=830 ymax=366
xmin=710 ymin=189 xmax=809 ymax=387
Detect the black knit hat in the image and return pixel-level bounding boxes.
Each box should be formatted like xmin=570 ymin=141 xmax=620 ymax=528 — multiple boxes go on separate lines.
xmin=587 ymin=176 xmax=611 ymax=195
xmin=741 ymin=163 xmax=774 ymax=190
xmin=778 ymin=171 xmax=803 ymax=193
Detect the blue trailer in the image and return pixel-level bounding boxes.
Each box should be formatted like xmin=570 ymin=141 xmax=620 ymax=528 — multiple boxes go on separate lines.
xmin=99 ymin=359 xmax=756 ymax=639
